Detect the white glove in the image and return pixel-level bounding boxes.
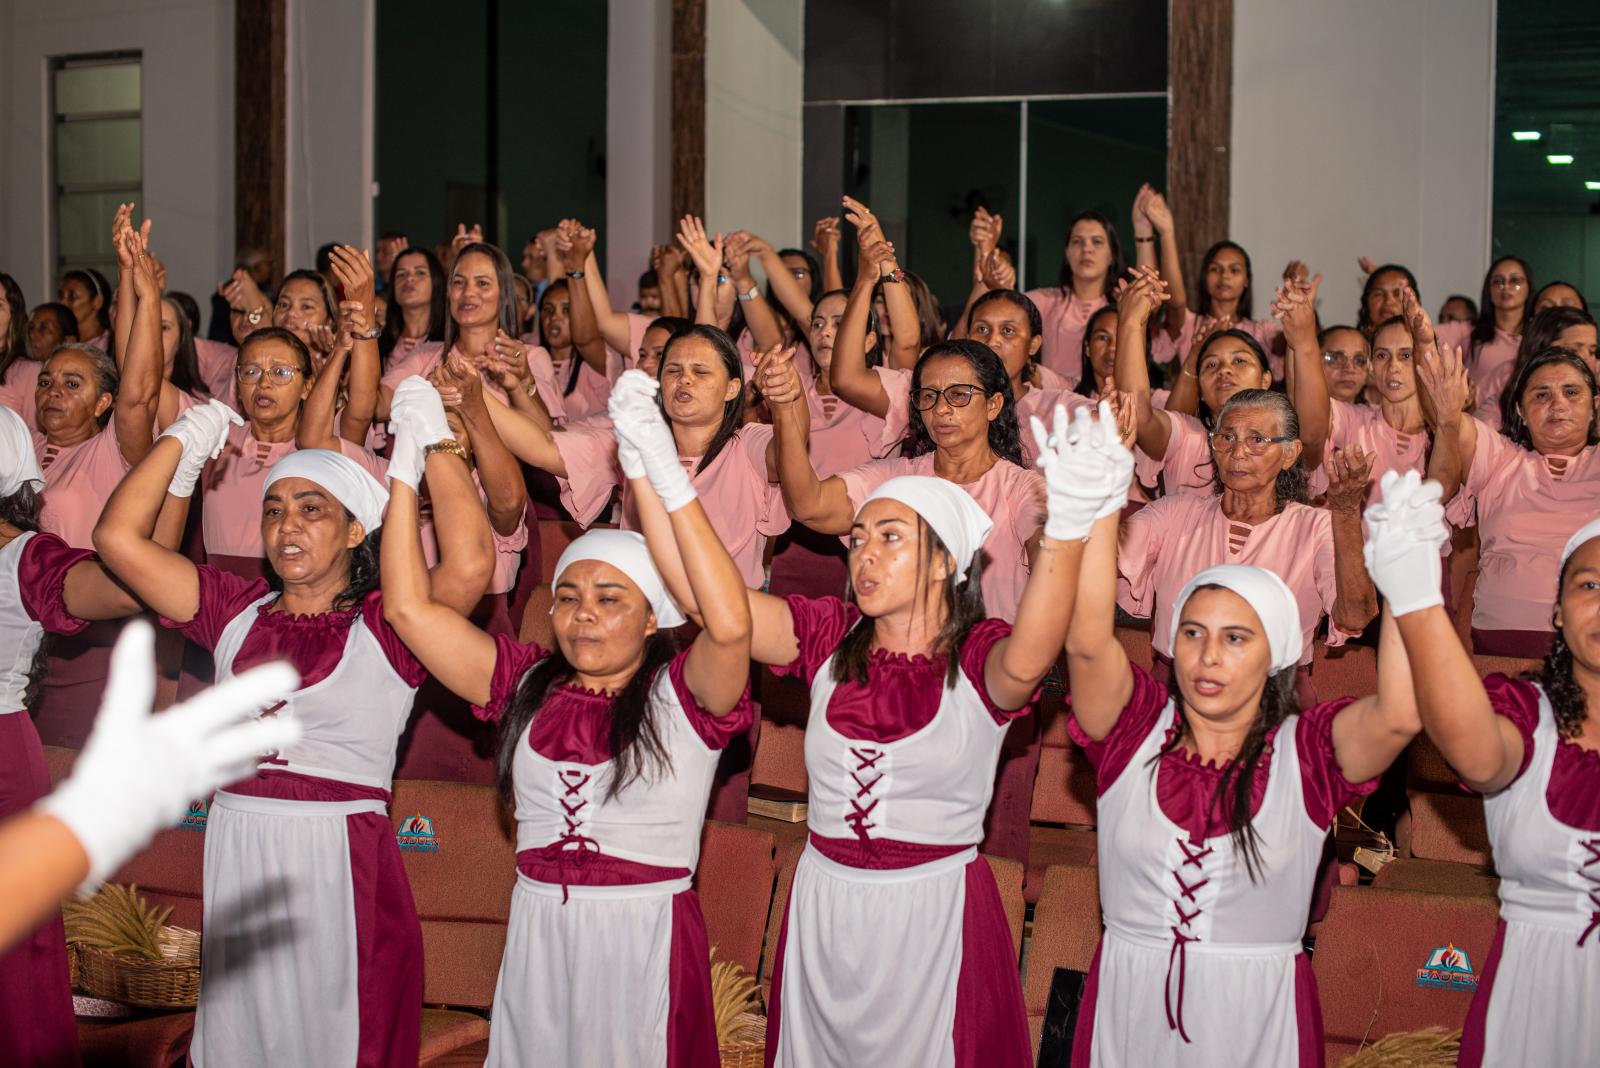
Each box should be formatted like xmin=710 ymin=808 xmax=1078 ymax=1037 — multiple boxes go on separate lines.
xmin=158 ymin=399 xmax=243 ymax=497
xmin=610 ymin=370 xmax=696 ymax=511
xmin=606 ymin=371 xmax=655 ymax=480
xmin=387 ymin=376 xmax=453 ymax=492
xmin=39 ymin=621 xmax=302 ymax=889
xmin=1030 ymin=401 xmax=1136 ymax=541
xmin=1362 ymin=470 xmax=1448 ymax=616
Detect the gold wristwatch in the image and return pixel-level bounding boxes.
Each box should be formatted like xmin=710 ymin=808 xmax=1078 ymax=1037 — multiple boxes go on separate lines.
xmin=424 ymin=439 xmax=465 ymax=458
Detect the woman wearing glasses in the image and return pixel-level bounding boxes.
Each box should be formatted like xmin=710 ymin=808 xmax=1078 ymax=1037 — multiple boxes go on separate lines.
xmin=1434 ymin=256 xmax=1533 ymax=387
xmin=1118 ymin=388 xmax=1377 ymax=703
xmin=1318 ymin=326 xmax=1373 ymax=405
xmin=1475 ymin=304 xmax=1598 ymax=431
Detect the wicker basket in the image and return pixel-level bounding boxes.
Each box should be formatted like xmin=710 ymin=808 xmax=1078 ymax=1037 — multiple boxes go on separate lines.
xmin=72 ymin=926 xmax=201 ymax=1010
xmin=718 ymin=1011 xmax=766 ymax=1067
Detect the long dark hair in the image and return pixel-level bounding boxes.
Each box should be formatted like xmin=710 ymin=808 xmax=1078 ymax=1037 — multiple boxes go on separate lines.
xmin=1056 ymin=210 xmax=1124 ymax=302
xmin=1196 ymin=240 xmax=1254 ymax=320
xmin=61 ymin=268 xmax=112 ymax=334
xmin=1538 ymin=551 xmax=1596 ymax=739
xmin=657 ymin=324 xmax=746 ymax=475
xmin=495 ymin=631 xmax=680 ymax=804
xmin=442 ymin=242 xmax=519 ymax=356
xmin=538 ymin=280 xmax=589 ymax=398
xmin=812 ymin=289 xmax=883 ymax=370
xmin=904 ymin=339 xmax=1025 ymax=466
xmin=1194 ymin=329 xmax=1273 ymax=428
xmin=831 ymin=514 xmax=987 ymax=688
xmin=168 ymin=291 xmax=202 ymax=334
xmin=1357 ymin=264 xmax=1419 ymax=334
xmin=1533 ymin=280 xmax=1587 ymax=313
xmin=1472 ymin=256 xmax=1534 ymax=347
xmin=1 ymin=484 xmax=52 ymax=711
xmin=1499 ymin=306 xmax=1598 ymax=430
xmin=1156 ymin=651 xmax=1300 ymax=881
xmin=1074 ymin=304 xmax=1163 ymax=399
xmin=1208 ymin=389 xmax=1309 ymax=507
xmin=1501 ymin=348 xmax=1599 ymax=452
xmin=0 ymin=273 xmax=27 ymax=382
xmin=379 ymin=248 xmax=447 ymax=363
xmin=162 ymin=297 xmax=204 ymax=397
xmin=775 ymin=248 xmax=823 ymax=305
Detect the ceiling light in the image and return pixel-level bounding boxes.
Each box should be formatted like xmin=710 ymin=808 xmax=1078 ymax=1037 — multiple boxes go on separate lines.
xmin=1547 ymin=154 xmax=1574 ymax=165
xmin=1511 ymin=130 xmax=1541 ymax=141
xmin=1587 ymin=181 xmax=1600 ymax=191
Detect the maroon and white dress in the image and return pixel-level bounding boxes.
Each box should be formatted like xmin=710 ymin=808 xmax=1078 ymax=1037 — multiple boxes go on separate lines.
xmin=0 ymin=532 xmax=93 ymax=1067
xmin=474 ymin=636 xmax=754 ymax=1068
xmin=1459 ymin=675 xmax=1600 ymax=1066
xmin=1068 ymin=666 xmax=1376 ymax=1067
xmin=162 ymin=566 xmax=427 ymax=1067
xmin=766 ymin=596 xmax=1034 ymax=1068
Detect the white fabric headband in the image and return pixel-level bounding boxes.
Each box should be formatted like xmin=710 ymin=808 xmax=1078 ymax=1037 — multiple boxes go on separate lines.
xmin=262 ymin=449 xmax=388 ymax=534
xmin=1170 ymin=564 xmax=1303 ymax=675
xmin=1560 ymin=517 xmax=1600 ymax=570
xmin=553 ymin=529 xmax=687 ymax=629
xmin=861 ymin=475 xmax=995 ymax=580
xmin=0 ymin=405 xmax=43 ymax=498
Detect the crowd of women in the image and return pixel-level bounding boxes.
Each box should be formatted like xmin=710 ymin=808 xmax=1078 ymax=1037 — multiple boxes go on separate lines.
xmin=0 ymin=185 xmax=1595 ymax=1067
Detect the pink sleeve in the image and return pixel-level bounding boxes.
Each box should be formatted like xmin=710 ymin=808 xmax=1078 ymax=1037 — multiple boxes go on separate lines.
xmin=736 ymin=423 xmax=789 ymax=537
xmin=837 ymin=456 xmax=906 ymax=514
xmin=872 ymin=365 xmax=913 ymax=446
xmin=1116 ymin=498 xmax=1167 ymax=615
xmin=664 ymin=646 xmax=757 ymax=748
xmin=1294 ymin=698 xmax=1377 ymax=825
xmin=524 ymin=347 xmax=568 ymax=422
xmin=1327 ymin=399 xmax=1354 ymax=451
xmin=1483 ymin=673 xmax=1541 ymax=787
xmin=1435 ymin=320 xmax=1472 ymax=351
xmin=770 ymin=595 xmax=860 ymax=684
xmin=194 ymin=339 xmax=238 ymax=402
xmin=1066 ymin=663 xmax=1169 ymax=792
xmin=335 ymin=438 xmax=388 ymax=483
xmin=1446 ymin=415 xmax=1502 ymax=528
xmin=958 ymin=617 xmax=1037 ymax=724
xmin=380 ymin=341 xmax=442 ymax=393
xmin=551 ymin=425 xmax=623 ymax=525
xmin=359 ymin=591 xmax=428 ymax=686
xmin=1311 ymin=507 xmax=1353 ymax=649
xmin=17 ymin=533 xmax=95 ymax=636
xmin=160 ymin=564 xmax=271 ymax=651
xmin=1150 ymin=313 xmax=1197 ymax=366
xmin=472 ymin=631 xmax=549 ymax=725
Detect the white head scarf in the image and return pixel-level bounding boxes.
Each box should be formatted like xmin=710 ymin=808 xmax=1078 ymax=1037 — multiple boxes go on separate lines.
xmin=553 ymin=529 xmax=686 ymax=628
xmin=1560 ymin=517 xmax=1600 ymax=570
xmin=861 ymin=475 xmax=994 ymax=580
xmin=262 ymin=449 xmax=388 ymax=534
xmin=0 ymin=406 xmax=43 ymax=498
xmin=1170 ymin=564 xmax=1303 ymax=675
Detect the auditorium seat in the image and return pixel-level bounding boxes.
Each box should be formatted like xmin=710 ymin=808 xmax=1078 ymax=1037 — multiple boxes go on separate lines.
xmin=1312 ymin=642 xmax=1377 ymax=701
xmin=1393 ymin=790 xmax=1491 ymax=868
xmin=984 ymin=854 xmax=1026 ymax=959
xmin=1113 ymin=624 xmax=1155 ymax=673
xmin=77 ymin=1014 xmax=193 ymax=1068
xmin=749 ymin=670 xmax=810 ymax=797
xmin=1313 ymin=884 xmax=1499 ymax=1064
xmin=695 ymin=820 xmax=779 ymax=977
xmin=517 ymin=583 xmax=554 ymax=648
xmin=1023 ymin=862 xmax=1102 ymax=1059
xmin=1470 ymin=653 xmax=1541 ymax=680
xmin=1028 ymin=686 xmax=1099 ymax=903
xmin=537 ymin=519 xmax=593 ymax=583
xmin=1404 ymin=732 xmax=1459 ymax=792
xmin=759 ymin=837 xmax=807 ymax=992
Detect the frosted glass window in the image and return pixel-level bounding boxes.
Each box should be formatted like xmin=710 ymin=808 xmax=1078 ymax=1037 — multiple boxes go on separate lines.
xmin=53 ymin=54 xmax=142 ymax=280
xmin=56 ymin=119 xmax=141 ymax=186
xmin=54 ymin=62 xmax=141 ymax=115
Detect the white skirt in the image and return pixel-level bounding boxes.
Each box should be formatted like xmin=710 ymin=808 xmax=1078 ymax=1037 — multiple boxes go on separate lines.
xmin=192 ymin=791 xmax=385 ymax=1068
xmin=485 ymin=872 xmax=693 ymax=1068
xmin=772 ymin=844 xmax=974 ymax=1068
xmin=1086 ymin=929 xmax=1305 ymax=1068
xmin=1476 ymin=918 xmax=1600 ymax=1064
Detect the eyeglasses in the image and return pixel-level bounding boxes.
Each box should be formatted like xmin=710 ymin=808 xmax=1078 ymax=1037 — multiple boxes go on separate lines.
xmin=1490 ymin=276 xmax=1527 ymax=291
xmin=1209 ymin=430 xmax=1294 ymax=454
xmin=237 ymin=365 xmax=302 ymax=383
xmin=912 ymin=383 xmax=989 ymax=411
xmin=1322 ymin=351 xmax=1370 ymax=370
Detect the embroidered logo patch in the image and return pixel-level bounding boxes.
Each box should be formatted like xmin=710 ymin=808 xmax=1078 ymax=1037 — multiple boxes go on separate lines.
xmin=396 ymin=814 xmax=439 ymax=853
xmin=1416 ymin=944 xmax=1479 ymax=990
xmin=178 ymin=799 xmax=208 ymax=833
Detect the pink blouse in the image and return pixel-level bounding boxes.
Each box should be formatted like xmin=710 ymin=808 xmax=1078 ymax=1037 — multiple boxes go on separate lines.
xmin=33 ymin=424 xmax=129 ymax=549
xmin=1473 ymin=360 xmax=1513 ymax=431
xmin=194 ymin=339 xmax=238 ymax=405
xmin=1446 ymin=416 xmax=1600 ymax=633
xmin=1067 ymin=664 xmax=1374 ymax=835
xmin=837 ymin=454 xmax=1046 ymax=623
xmin=1437 ymin=321 xmax=1520 ymax=390
xmin=552 ymin=423 xmax=786 ymax=590
xmin=417 ymin=470 xmax=528 ymax=595
xmin=1135 ymin=410 xmax=1216 ymax=498
xmin=1325 ymin=399 xmax=1429 ymax=508
xmin=1118 ymin=494 xmax=1351 ymax=665
xmin=800 ymin=375 xmax=899 ymax=479
xmin=198 ymin=423 xmax=388 ymax=559
xmin=1153 ymin=315 xmax=1285 ymax=380
xmin=1024 ymin=287 xmax=1107 ymax=385
xmin=0 ymin=358 xmax=42 ymax=428
xmin=736 ymin=328 xmax=814 ymax=383
xmin=871 ymin=365 xmax=1097 ymax=467
xmin=1484 ymin=674 xmax=1600 ymax=830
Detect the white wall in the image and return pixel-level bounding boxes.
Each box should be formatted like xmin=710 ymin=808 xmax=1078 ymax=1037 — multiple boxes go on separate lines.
xmin=284 ymin=0 xmax=373 ymax=269
xmin=1230 ymin=0 xmax=1495 ymax=321
xmin=705 ymin=0 xmax=803 ymax=247
xmin=1 ymin=0 xmax=235 ymax=305
xmin=607 ymin=0 xmax=672 ymax=302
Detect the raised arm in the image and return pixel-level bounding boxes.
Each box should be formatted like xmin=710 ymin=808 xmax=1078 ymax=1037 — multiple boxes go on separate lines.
xmin=1138 ymin=187 xmax=1189 ymax=336
xmin=812 ymin=216 xmax=844 ymax=294
xmin=1324 ymin=446 xmax=1380 ymax=634
xmin=480 ymin=388 xmax=568 ymax=477
xmin=555 ymin=221 xmax=610 ymax=374
xmin=676 ymin=215 xmax=725 ymax=328
xmin=1113 ymin=267 xmax=1175 ymax=460
xmin=567 ymin=228 xmax=636 ymax=357
xmin=952 ymin=208 xmax=1003 ymax=341
xmin=751 ymin=233 xmax=814 ymax=330
xmin=1064 ymin=506 xmax=1135 ymax=739
xmin=296 ymin=329 xmax=351 ymax=452
xmin=844 ymin=197 xmax=920 ymax=370
xmin=433 ymin=352 xmax=526 ymax=536
xmin=1275 ymin=275 xmax=1331 ymax=467
xmin=752 ymin=343 xmax=809 ymax=478
xmin=111 ymin=223 xmax=163 ymax=467
xmin=828 ymin=246 xmax=894 ymax=418
xmin=328 ymin=246 xmax=380 ymax=443
xmin=93 ymin=437 xmax=202 ymax=622
xmin=766 ymin=351 xmax=855 ymax=534
xmin=653 ymin=244 xmax=689 ymax=320
xmin=110 ymin=204 xmax=141 ymax=362
xmin=724 ymin=232 xmax=784 ymax=351
xmin=1409 ymin=293 xmax=1469 ymax=503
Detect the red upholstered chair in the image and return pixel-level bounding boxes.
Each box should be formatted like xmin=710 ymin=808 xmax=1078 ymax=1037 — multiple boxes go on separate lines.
xmin=537 ymin=519 xmax=593 ymax=583
xmin=984 ymin=854 xmax=1026 ymax=960
xmin=1028 ymin=685 xmax=1099 ymax=903
xmin=1313 ymin=884 xmax=1500 ymax=1064
xmin=1470 ymin=653 xmax=1540 ymax=680
xmin=1114 ymin=625 xmax=1155 ymax=673
xmin=1375 ymin=788 xmax=1498 ymax=897
xmin=517 ymin=583 xmax=554 ymax=649
xmin=1312 ymin=642 xmax=1378 ymax=701
xmin=696 ymin=820 xmax=779 ymax=978
xmin=749 ymin=671 xmax=810 ymax=796
xmin=759 ymin=837 xmax=807 ymax=992
xmin=1023 ymin=863 xmax=1102 ymax=1059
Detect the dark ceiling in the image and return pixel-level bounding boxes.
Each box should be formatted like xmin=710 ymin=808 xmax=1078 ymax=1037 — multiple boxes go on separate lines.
xmin=1494 ymin=0 xmax=1600 ymax=214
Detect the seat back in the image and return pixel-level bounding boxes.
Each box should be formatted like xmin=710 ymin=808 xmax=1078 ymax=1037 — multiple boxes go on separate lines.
xmin=760 ymin=837 xmax=807 ymax=987
xmin=518 ymin=584 xmax=554 ymax=648
xmin=1398 ymin=790 xmax=1492 ymax=868
xmin=1114 ymin=625 xmax=1155 ymax=672
xmin=1023 ymin=863 xmax=1103 ymax=1058
xmin=1313 ymin=884 xmax=1500 ymax=1063
xmin=390 ymin=778 xmax=518 ymax=1010
xmin=983 ymin=854 xmax=1026 ymax=959
xmin=1471 ymin=654 xmax=1540 ymax=680
xmin=751 ymin=671 xmax=810 ymax=795
xmin=695 ymin=820 xmax=778 ymax=977
xmin=537 ymin=519 xmax=596 ymax=583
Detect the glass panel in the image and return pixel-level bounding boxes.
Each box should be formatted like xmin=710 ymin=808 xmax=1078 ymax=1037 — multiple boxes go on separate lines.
xmin=1024 ymin=98 xmax=1168 ymax=293
xmin=55 ymin=61 xmax=140 ymax=115
xmin=844 ymin=102 xmax=1021 ymax=320
xmin=56 ymin=118 xmax=141 ymax=186
xmin=57 ymin=190 xmax=136 ymax=260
